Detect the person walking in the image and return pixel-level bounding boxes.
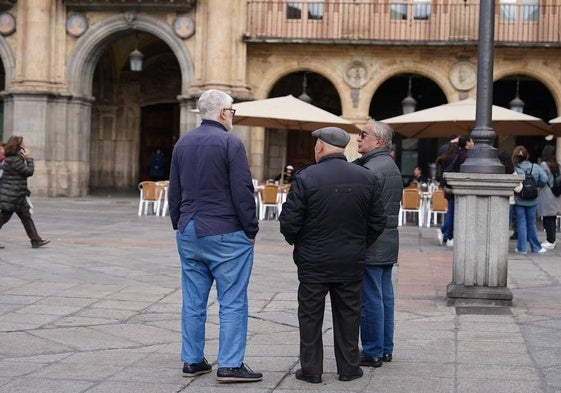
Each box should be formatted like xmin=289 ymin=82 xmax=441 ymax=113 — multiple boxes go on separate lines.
xmin=168 ymin=89 xmax=262 ymax=383
xmin=354 ymin=121 xmax=402 ymax=369
xmin=537 ymin=144 xmax=560 ymax=249
xmin=437 ymin=135 xmax=473 ymax=247
xmin=512 ymin=145 xmax=548 ymax=254
xmin=279 ymin=127 xmax=386 ymax=384
xmin=0 ymin=136 xmax=49 ymax=249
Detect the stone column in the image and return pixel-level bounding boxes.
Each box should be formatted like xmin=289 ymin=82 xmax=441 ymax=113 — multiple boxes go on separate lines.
xmin=444 ymin=172 xmax=521 ymax=306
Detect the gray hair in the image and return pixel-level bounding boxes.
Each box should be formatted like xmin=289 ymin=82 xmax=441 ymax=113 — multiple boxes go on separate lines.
xmin=367 ymin=120 xmax=394 ymax=148
xmin=197 ymin=89 xmax=233 ymax=121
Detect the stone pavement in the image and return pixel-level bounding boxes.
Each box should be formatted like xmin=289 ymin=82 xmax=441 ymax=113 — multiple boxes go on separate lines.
xmin=0 ymin=195 xmax=560 ymax=393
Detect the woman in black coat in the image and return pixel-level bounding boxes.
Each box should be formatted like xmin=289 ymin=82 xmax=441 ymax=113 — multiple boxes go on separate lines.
xmin=0 ymin=136 xmax=49 ymax=248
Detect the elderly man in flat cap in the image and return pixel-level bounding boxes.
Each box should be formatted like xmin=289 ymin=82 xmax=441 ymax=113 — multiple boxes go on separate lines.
xmin=279 ymin=127 xmax=386 ymax=384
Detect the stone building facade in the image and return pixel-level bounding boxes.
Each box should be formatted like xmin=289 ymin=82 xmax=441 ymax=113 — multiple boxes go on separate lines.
xmin=0 ymin=0 xmax=559 ymax=196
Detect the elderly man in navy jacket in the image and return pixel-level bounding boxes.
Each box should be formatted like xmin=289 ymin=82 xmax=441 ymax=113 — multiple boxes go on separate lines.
xmin=168 ymin=89 xmax=261 ymax=383
xmin=280 ymin=127 xmax=386 ymax=384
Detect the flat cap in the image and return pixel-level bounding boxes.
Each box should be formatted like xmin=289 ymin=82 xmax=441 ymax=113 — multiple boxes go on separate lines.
xmin=311 ymin=127 xmax=350 ymax=148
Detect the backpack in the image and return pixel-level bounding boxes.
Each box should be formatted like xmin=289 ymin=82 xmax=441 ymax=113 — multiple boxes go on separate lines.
xmin=550 ymin=172 xmax=561 ymax=197
xmin=516 ymin=165 xmax=539 ymax=200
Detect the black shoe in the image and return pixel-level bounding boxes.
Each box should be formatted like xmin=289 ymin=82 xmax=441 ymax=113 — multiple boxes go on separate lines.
xmin=339 ymin=367 xmax=363 ymax=382
xmin=0 ymin=244 xmax=4 ymax=249
xmin=382 ymin=354 xmax=393 ymax=362
xmin=295 ymin=368 xmax=322 ymax=384
xmin=182 ymin=358 xmax=212 ymax=377
xmin=360 ymin=355 xmax=383 ymax=368
xmin=216 ymin=363 xmax=262 ymax=383
xmin=510 ymin=232 xmax=518 ymax=240
xmin=31 ymin=239 xmax=50 ymax=249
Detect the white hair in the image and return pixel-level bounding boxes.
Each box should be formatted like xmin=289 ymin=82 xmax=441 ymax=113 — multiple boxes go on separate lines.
xmin=197 ymin=89 xmax=233 ymax=121
xmin=367 ymin=120 xmax=395 ymax=148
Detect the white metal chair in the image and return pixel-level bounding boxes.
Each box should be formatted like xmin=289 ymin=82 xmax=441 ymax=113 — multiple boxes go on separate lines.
xmin=155 ymin=180 xmax=169 ymax=216
xmin=399 ymin=187 xmax=423 ymax=227
xmin=426 ymin=188 xmax=447 ymax=227
xmin=258 ymin=185 xmax=281 ymax=220
xmin=138 ymin=181 xmax=163 ymax=216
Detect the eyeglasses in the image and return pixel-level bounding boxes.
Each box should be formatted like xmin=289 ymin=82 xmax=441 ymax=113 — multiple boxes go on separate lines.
xmin=224 ymin=107 xmax=236 ymax=116
xmin=358 ymin=130 xmax=372 ymax=139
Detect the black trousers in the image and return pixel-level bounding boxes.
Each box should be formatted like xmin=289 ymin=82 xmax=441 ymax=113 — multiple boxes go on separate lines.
xmin=543 ymin=216 xmax=557 ymax=243
xmin=297 ymin=280 xmax=362 ymax=376
xmin=0 ymin=209 xmax=41 ymax=243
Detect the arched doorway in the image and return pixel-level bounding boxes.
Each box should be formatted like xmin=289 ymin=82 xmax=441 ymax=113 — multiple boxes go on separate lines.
xmin=370 ymin=74 xmax=447 ymax=183
xmin=493 ymin=75 xmax=556 ymax=161
xmin=65 ymin=14 xmax=193 ymax=195
xmin=264 ymin=71 xmax=341 ymax=179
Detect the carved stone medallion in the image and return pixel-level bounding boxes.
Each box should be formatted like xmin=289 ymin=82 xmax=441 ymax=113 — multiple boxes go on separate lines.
xmin=344 ymin=61 xmax=369 ymax=89
xmin=449 ymin=61 xmax=477 ymax=91
xmin=0 ymin=12 xmax=15 ymax=36
xmin=66 ymin=13 xmax=88 ymax=37
xmin=174 ymin=15 xmax=195 ymax=39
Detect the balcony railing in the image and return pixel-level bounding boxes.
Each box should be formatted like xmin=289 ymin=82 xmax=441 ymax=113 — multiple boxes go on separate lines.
xmin=245 ymin=1 xmax=561 ymax=46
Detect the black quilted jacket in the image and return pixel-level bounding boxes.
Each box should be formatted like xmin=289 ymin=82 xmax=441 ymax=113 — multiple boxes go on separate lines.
xmin=0 ymin=155 xmax=34 ymax=212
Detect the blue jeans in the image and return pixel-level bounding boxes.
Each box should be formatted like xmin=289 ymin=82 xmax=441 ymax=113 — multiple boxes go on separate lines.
xmin=514 ymin=204 xmax=541 ymax=253
xmin=177 ymin=220 xmax=254 ymax=367
xmin=360 ymin=265 xmax=394 ymax=358
xmin=440 ymin=198 xmax=455 ymax=241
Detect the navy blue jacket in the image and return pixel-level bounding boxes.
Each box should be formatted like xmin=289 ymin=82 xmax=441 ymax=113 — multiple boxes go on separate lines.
xmin=279 ymin=153 xmax=386 ymax=283
xmin=168 ymin=120 xmax=259 ymax=239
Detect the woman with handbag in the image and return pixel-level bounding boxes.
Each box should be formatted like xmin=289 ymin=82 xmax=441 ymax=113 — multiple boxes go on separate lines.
xmin=0 ymin=136 xmax=49 ymax=249
xmin=537 ymin=145 xmax=560 ymax=249
xmin=512 ymin=145 xmax=548 ymax=254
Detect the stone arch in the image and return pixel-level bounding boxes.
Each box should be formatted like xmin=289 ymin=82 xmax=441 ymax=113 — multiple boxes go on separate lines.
xmin=0 ymin=35 xmax=15 ymax=88
xmin=365 ymin=64 xmax=455 ymax=106
xmin=66 ymin=13 xmax=193 ymax=98
xmin=254 ymin=64 xmax=344 ymax=103
xmin=494 ymin=67 xmax=561 ymax=113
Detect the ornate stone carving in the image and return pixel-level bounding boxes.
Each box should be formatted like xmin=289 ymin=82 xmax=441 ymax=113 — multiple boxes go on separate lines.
xmin=123 ymin=11 xmax=136 ymax=24
xmin=449 ymin=61 xmax=477 ymax=91
xmin=344 ymin=61 xmax=369 ymax=89
xmin=66 ymin=14 xmax=88 ymax=37
xmin=173 ymin=15 xmax=195 ymax=39
xmin=0 ymin=12 xmax=15 ymax=36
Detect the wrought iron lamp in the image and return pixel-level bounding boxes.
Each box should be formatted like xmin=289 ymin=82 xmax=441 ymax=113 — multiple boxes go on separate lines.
xmin=129 ymin=32 xmax=144 ymax=72
xmin=401 ymin=76 xmax=417 ymax=114
xmin=509 ymin=78 xmax=524 ymax=113
xmin=298 ymin=72 xmax=312 ymax=103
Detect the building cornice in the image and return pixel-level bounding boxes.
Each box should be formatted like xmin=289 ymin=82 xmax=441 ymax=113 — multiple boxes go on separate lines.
xmin=64 ymin=0 xmax=196 ymax=12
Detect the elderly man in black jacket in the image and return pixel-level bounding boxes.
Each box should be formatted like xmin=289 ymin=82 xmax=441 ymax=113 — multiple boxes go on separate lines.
xmin=279 ymin=127 xmax=386 ymax=384
xmin=354 ymin=120 xmax=403 ymax=368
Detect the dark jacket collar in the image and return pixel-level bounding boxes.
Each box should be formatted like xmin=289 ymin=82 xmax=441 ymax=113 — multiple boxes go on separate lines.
xmin=201 ymin=119 xmax=228 ymax=131
xmin=318 ymin=152 xmax=348 ymax=164
xmin=354 ymin=147 xmax=390 ymax=165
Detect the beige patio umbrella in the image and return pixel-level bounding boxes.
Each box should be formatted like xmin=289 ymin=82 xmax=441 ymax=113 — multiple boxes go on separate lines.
xmin=382 ymin=98 xmax=556 ymax=138
xmin=231 ymin=95 xmax=359 ymax=133
xmin=549 ymin=116 xmax=561 ymax=136
xmin=232 ymin=95 xmax=359 ymax=185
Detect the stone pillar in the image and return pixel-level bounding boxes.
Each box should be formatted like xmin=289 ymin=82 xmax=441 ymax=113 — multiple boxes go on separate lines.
xmin=444 ymin=172 xmax=521 ymax=306
xmin=12 ymin=0 xmax=54 ymax=91
xmin=192 ymin=0 xmax=250 ymax=100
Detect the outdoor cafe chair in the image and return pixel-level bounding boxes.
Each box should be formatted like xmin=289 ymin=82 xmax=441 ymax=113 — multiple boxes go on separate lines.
xmin=426 ymin=188 xmax=447 ymax=227
xmin=399 ymin=187 xmax=422 ymax=227
xmin=137 ymin=181 xmax=163 ymax=216
xmin=258 ymin=184 xmax=282 ymax=220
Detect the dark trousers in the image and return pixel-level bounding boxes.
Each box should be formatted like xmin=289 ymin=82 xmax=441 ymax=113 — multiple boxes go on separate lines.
xmin=0 ymin=210 xmax=41 ymax=243
xmin=297 ymin=280 xmax=362 ymax=376
xmin=543 ymin=216 xmax=557 ymax=243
